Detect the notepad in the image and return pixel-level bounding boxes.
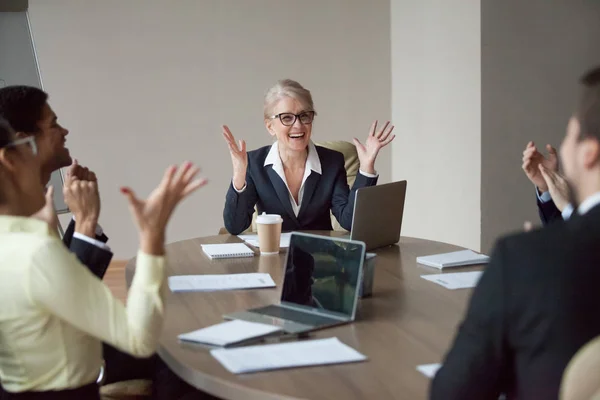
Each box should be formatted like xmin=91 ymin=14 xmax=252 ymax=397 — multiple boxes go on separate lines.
xmin=416 ymin=250 xmax=490 ymax=269
xmin=211 ymin=337 xmax=367 ymax=374
xmin=421 ymin=271 xmax=483 ymax=290
xmin=201 ymin=243 xmax=254 ymax=259
xmin=237 ymin=232 xmax=292 ymax=248
xmin=178 ymin=320 xmax=282 ymax=347
xmin=168 ymin=273 xmax=276 ymax=292
xmin=417 ymin=363 xmax=442 ymax=378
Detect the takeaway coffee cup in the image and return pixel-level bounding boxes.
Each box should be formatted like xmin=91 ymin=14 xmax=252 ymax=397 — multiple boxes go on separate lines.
xmin=256 ymin=213 xmax=283 ymax=255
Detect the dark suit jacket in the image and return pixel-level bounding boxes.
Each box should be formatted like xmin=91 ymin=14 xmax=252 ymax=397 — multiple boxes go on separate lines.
xmin=537 ymin=196 xmax=563 ymax=225
xmin=223 ymin=145 xmax=378 ymax=235
xmin=62 ymin=219 xmax=113 ymax=279
xmin=431 ymin=205 xmax=600 ymax=400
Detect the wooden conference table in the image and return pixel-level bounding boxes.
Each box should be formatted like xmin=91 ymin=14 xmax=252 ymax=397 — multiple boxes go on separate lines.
xmin=125 ymin=233 xmax=483 ymax=400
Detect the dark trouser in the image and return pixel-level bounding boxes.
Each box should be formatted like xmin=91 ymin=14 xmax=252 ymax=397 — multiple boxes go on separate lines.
xmin=102 ymin=343 xmax=157 ymax=384
xmin=153 ymin=358 xmax=220 ymax=400
xmin=1 ymin=383 xmax=99 ymax=400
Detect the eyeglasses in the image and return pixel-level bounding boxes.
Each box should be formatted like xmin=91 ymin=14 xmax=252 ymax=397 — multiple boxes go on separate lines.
xmin=270 ymin=111 xmax=315 ymax=126
xmin=3 ymin=136 xmax=38 ymax=155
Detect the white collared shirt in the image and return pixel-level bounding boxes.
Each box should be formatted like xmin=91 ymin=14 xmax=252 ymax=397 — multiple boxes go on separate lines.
xmin=578 ymin=191 xmax=600 ymax=215
xmin=234 ymin=141 xmax=377 ymax=216
xmin=536 ymin=188 xmax=600 ymax=219
xmin=264 ymin=141 xmax=322 ymax=217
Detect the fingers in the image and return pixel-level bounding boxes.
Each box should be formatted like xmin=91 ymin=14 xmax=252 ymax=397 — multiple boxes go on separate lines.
xmin=380 ymin=134 xmax=396 ymax=147
xmin=159 ymin=165 xmax=177 ymax=189
xmin=181 ymin=178 xmax=208 ymax=198
xmin=239 ymin=139 xmax=246 ymax=154
xmin=368 ymin=121 xmax=377 ymax=137
xmin=378 ymin=124 xmax=395 ymax=142
xmin=45 ymin=185 xmax=55 ymax=205
xmin=120 ymin=186 xmax=142 ymax=208
xmin=374 ymin=121 xmax=390 ymax=139
xmin=538 ymin=164 xmax=554 ymax=185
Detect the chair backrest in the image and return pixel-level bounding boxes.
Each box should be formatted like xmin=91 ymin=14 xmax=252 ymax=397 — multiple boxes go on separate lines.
xmin=222 ymin=141 xmax=358 ymax=234
xmin=560 ymin=335 xmax=600 ymax=400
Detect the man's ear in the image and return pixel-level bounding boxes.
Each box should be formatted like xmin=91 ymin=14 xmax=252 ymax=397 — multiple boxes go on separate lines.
xmin=582 ymin=138 xmax=600 ymax=169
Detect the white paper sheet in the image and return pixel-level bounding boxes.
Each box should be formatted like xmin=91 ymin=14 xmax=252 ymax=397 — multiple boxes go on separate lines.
xmin=211 ymin=337 xmax=367 ymax=374
xmin=421 ymin=271 xmax=483 ymax=290
xmin=178 ymin=320 xmax=282 ymax=347
xmin=417 ymin=363 xmax=442 ymax=378
xmin=168 ymin=273 xmax=276 ymax=292
xmin=417 ymin=250 xmax=490 ymax=269
xmin=238 ymin=232 xmax=292 ymax=248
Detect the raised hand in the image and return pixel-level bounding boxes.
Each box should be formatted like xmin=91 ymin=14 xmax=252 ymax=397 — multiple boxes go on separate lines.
xmin=221 ymin=125 xmax=247 ymax=190
xmin=63 ymin=171 xmax=101 ymax=238
xmin=353 ymin=120 xmax=396 ymax=175
xmin=539 ymin=164 xmax=569 ymax=212
xmin=32 ymin=186 xmax=59 ymax=233
xmin=120 ymin=162 xmax=207 ymax=255
xmin=66 ymin=159 xmax=97 ymax=182
xmin=522 ymin=141 xmax=559 ymax=193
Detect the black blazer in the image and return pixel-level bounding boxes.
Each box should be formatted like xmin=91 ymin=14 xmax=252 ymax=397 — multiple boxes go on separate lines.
xmin=431 ymin=205 xmax=600 ymax=400
xmin=62 ymin=219 xmax=113 ymax=279
xmin=537 ymin=196 xmax=563 ymax=225
xmin=223 ymin=145 xmax=378 ymax=235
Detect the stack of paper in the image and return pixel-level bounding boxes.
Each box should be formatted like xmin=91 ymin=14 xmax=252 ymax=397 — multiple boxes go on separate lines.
xmin=168 ymin=273 xmax=276 ymax=292
xmin=211 ymin=337 xmax=367 ymax=374
xmin=201 ymin=243 xmax=254 ymax=259
xmin=238 ymin=232 xmax=292 ymax=248
xmin=416 ymin=250 xmax=490 ymax=269
xmin=179 ymin=320 xmax=282 ymax=347
xmin=417 ymin=363 xmax=442 ymax=378
xmin=421 ymin=271 xmax=483 ymax=290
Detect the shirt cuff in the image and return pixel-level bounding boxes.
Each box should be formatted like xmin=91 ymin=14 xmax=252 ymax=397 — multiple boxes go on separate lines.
xmin=359 ymin=169 xmax=378 ymax=178
xmin=232 ymin=181 xmax=247 ymax=193
xmin=73 ymin=232 xmax=112 ymax=251
xmin=562 ymin=204 xmax=574 ymax=220
xmin=71 ymin=216 xmax=104 ymax=236
xmin=536 ymin=187 xmax=552 ymax=203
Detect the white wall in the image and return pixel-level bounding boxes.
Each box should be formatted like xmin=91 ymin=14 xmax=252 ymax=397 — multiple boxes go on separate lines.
xmin=28 ymin=0 xmax=391 ymax=258
xmin=391 ymin=0 xmax=481 ymax=251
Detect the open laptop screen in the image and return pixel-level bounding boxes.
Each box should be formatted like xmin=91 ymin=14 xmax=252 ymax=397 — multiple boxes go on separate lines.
xmin=281 ymin=233 xmax=365 ymax=319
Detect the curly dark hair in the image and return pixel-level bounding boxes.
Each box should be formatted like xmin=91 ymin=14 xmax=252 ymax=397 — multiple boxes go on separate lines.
xmin=0 ymin=86 xmax=48 ymax=134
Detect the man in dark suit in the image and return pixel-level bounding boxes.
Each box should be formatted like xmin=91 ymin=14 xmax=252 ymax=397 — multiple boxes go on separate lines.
xmin=431 ymin=65 xmax=600 ymax=399
xmin=0 ymin=86 xmax=155 ymax=386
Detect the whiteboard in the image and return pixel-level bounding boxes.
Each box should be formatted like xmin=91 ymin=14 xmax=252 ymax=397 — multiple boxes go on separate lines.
xmin=0 ymin=11 xmax=68 ymax=213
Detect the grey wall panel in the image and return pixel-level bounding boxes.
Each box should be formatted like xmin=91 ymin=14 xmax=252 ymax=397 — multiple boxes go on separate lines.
xmin=0 ymin=11 xmax=67 ymax=213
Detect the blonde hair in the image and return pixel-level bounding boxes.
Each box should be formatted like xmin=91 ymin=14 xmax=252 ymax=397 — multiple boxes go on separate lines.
xmin=263 ymin=79 xmax=316 ymax=120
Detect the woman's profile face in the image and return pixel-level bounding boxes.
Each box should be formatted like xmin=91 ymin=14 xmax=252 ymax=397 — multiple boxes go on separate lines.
xmin=266 ymin=96 xmax=314 ymax=152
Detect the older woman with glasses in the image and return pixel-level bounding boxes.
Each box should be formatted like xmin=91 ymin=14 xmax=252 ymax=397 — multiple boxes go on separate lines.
xmin=222 ymin=79 xmax=395 ymax=235
xmin=0 ymin=117 xmax=206 ymax=399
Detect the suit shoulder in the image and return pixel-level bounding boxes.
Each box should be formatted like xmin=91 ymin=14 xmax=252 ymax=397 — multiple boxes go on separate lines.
xmin=247 ymin=145 xmax=272 ymax=161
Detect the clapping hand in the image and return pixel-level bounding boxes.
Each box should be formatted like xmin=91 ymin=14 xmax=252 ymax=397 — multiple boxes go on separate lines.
xmin=221 ymin=125 xmax=247 ymax=190
xmin=522 ymin=141 xmax=559 ymax=193
xmin=353 ymin=120 xmax=396 ymax=175
xmin=66 ymin=159 xmax=97 ymax=182
xmin=63 ymin=162 xmax=101 ymax=238
xmin=539 ymin=165 xmax=569 ymax=212
xmin=120 ymin=162 xmax=207 ymax=256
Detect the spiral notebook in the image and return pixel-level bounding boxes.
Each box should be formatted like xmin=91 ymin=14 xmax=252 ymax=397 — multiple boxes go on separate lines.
xmin=201 ymin=243 xmax=254 ymax=259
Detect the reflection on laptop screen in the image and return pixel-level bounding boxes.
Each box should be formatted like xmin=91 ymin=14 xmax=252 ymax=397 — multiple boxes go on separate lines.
xmin=281 ymin=234 xmax=363 ymax=317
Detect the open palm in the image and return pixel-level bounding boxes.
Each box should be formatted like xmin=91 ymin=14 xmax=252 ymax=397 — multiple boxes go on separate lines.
xmin=121 ymin=162 xmax=207 ymax=238
xmin=353 ymin=120 xmax=396 ymax=174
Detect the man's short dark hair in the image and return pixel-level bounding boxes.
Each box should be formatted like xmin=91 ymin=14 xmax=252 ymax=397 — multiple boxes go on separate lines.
xmin=0 ymin=117 xmax=15 ymax=149
xmin=0 ymin=86 xmax=48 ymax=133
xmin=578 ymin=66 xmax=600 ymax=142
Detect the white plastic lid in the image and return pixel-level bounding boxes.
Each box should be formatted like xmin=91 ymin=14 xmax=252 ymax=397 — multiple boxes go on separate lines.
xmin=256 ymin=212 xmax=283 ymax=224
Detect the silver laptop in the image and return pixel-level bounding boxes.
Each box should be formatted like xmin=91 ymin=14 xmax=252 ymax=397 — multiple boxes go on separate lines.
xmin=224 ymin=232 xmax=366 ymax=334
xmin=350 ymin=180 xmax=407 ymax=251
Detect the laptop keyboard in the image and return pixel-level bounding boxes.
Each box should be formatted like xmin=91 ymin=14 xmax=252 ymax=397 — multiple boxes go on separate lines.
xmin=255 ymin=305 xmax=342 ymax=326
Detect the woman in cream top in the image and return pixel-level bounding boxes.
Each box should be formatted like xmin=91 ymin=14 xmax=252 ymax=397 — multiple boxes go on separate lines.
xmin=0 ymin=117 xmax=206 ymax=398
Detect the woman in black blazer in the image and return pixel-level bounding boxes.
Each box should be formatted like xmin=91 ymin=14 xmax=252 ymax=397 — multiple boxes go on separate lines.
xmin=222 ymin=79 xmax=394 ymax=235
